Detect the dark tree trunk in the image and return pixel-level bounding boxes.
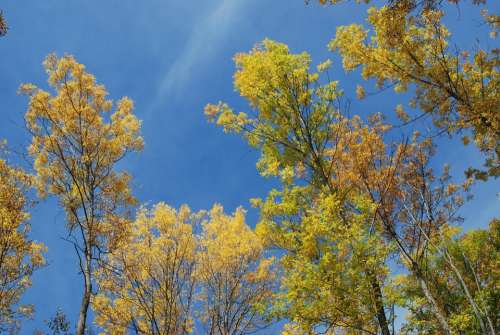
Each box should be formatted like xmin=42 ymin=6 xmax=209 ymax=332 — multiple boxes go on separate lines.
xmin=368 ymin=271 xmax=391 ymax=335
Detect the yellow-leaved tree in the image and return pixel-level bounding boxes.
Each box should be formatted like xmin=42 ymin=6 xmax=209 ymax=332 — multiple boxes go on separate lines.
xmin=93 ymin=203 xmax=275 ymax=335
xmin=254 ymin=187 xmax=393 ymax=335
xmin=329 ymin=3 xmax=499 ymax=179
xmin=94 ymin=203 xmax=198 ymax=335
xmin=198 ymin=204 xmax=276 ymax=335
xmin=205 ymin=40 xmax=396 ymax=334
xmin=0 ymin=144 xmax=45 ymax=334
xmin=205 ymin=39 xmax=491 ymax=335
xmin=20 ymin=54 xmax=143 ymax=335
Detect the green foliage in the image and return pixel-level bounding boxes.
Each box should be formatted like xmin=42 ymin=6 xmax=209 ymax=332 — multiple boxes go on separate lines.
xmin=400 ymin=220 xmax=499 ymax=334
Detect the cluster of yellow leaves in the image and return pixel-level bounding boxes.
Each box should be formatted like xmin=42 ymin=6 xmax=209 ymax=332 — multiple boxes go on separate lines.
xmin=21 ymin=54 xmax=144 ymax=335
xmin=199 ymin=204 xmax=275 ymax=335
xmin=20 ymin=53 xmax=143 ymax=251
xmin=200 ymin=205 xmax=264 ymax=275
xmin=0 ymin=152 xmax=45 ymax=332
xmin=94 ymin=203 xmax=198 ymax=335
xmin=93 ymin=203 xmax=275 ymax=335
xmin=255 ymin=188 xmax=393 ymax=334
xmin=330 ymin=6 xmax=499 ymax=177
xmin=205 ymin=39 xmax=343 ymax=188
xmin=481 ymin=9 xmax=500 ymax=38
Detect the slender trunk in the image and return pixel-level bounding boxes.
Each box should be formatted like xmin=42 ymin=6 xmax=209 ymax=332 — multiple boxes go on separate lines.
xmin=386 ymin=226 xmax=452 ymax=335
xmin=436 ymin=233 xmax=496 ymax=335
xmin=416 ymin=222 xmax=494 ymax=334
xmin=443 ymin=250 xmax=494 ymax=335
xmin=76 ymin=252 xmax=92 ymax=335
xmin=416 ymin=272 xmax=451 ymax=335
xmin=369 ymin=273 xmax=391 ymax=335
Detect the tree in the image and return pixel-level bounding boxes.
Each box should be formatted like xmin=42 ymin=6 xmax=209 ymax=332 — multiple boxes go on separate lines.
xmin=198 ymin=204 xmax=276 ymax=335
xmin=329 ymin=4 xmax=499 ymax=179
xmin=254 ymin=187 xmax=394 ymax=335
xmin=205 ymin=40 xmax=396 ymax=334
xmin=93 ymin=203 xmax=198 ymax=335
xmin=204 ymin=38 xmax=490 ymax=334
xmin=325 ymin=1 xmax=498 ymax=331
xmin=20 ymin=54 xmax=143 ymax=335
xmin=94 ymin=203 xmax=274 ymax=335
xmin=0 ymin=144 xmax=45 ymax=334
xmin=400 ymin=220 xmax=499 ymax=334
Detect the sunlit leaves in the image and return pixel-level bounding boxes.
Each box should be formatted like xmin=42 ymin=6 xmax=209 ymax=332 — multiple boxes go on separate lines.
xmin=94 ymin=203 xmax=198 ymax=335
xmin=199 ymin=205 xmax=276 ymax=335
xmin=21 ymin=52 xmax=143 ymax=252
xmin=21 ymin=54 xmax=143 ymax=335
xmin=94 ymin=203 xmax=275 ymax=335
xmin=0 ymin=150 xmax=45 ymax=333
xmin=330 ymin=6 xmax=499 ymax=178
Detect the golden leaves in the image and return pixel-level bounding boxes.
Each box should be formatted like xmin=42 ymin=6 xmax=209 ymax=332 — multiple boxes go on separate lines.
xmin=0 ymin=154 xmax=45 ymax=329
xmin=356 ymin=84 xmax=366 ymax=99
xmin=316 ymin=59 xmax=332 ymax=73
xmin=94 ymin=203 xmax=275 ymax=334
xmin=21 ymin=53 xmax=143 ymax=245
xmin=198 ymin=204 xmax=276 ymax=333
xmin=20 ymin=54 xmax=143 ymax=334
xmin=94 ymin=203 xmax=198 ymax=335
xmin=330 ymin=5 xmax=499 ymax=177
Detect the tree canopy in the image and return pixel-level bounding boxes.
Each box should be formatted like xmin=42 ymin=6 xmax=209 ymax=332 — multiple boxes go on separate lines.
xmin=0 ymin=1 xmax=498 ymax=334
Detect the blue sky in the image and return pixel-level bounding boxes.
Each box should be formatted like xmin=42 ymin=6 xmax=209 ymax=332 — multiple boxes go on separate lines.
xmin=1 ymin=0 xmax=498 ymax=333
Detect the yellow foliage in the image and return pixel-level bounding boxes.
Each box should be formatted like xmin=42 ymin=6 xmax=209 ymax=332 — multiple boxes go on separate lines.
xmin=198 ymin=204 xmax=276 ymax=334
xmin=94 ymin=203 xmax=275 ymax=335
xmin=21 ymin=52 xmax=143 ymax=253
xmin=21 ymin=53 xmax=143 ymax=335
xmin=0 ymin=153 xmax=45 ymax=332
xmin=93 ymin=203 xmax=198 ymax=335
xmin=205 ymin=35 xmax=481 ymax=334
xmin=330 ymin=6 xmax=499 ymax=177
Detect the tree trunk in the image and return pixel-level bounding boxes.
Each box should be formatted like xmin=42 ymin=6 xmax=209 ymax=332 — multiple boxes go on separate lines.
xmin=387 ymin=227 xmax=452 ymax=335
xmin=417 ymin=274 xmax=451 ymax=335
xmin=441 ymin=241 xmax=495 ymax=334
xmin=76 ymin=252 xmax=92 ymax=335
xmin=368 ymin=272 xmax=391 ymax=335
xmin=444 ymin=254 xmax=489 ymax=334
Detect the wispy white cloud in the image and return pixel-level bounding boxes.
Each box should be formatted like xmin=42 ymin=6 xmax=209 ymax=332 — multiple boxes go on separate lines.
xmin=148 ymin=0 xmax=247 ymax=114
